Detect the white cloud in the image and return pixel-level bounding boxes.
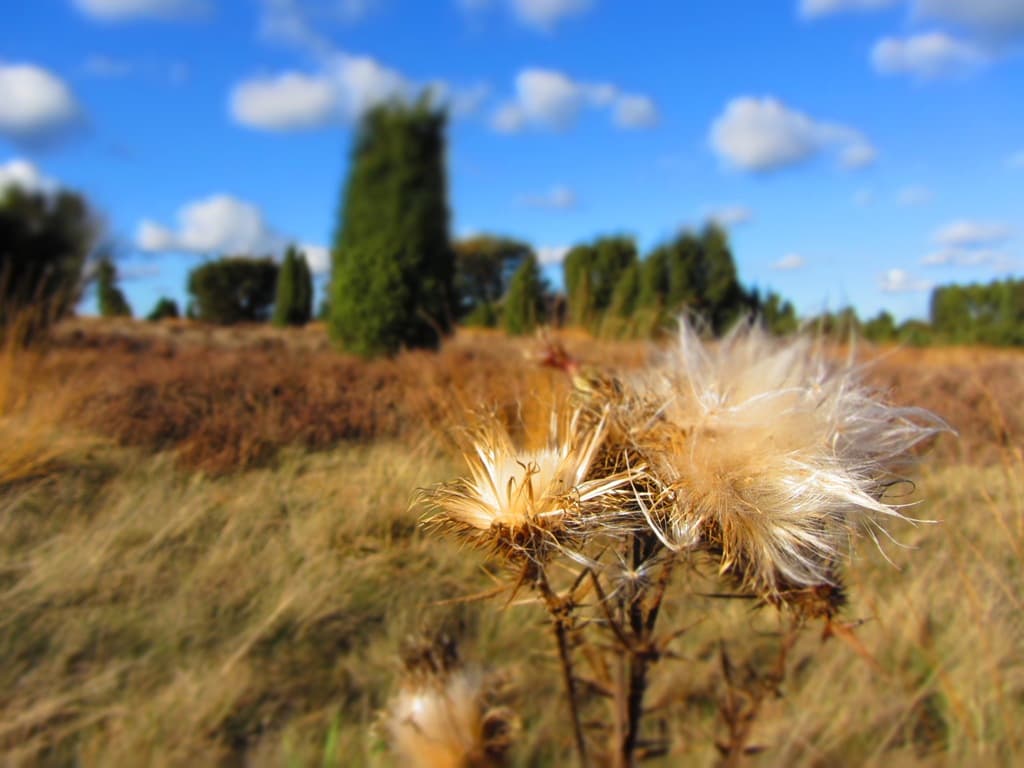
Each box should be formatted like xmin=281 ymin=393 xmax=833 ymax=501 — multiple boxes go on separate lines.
xmin=136 ymin=195 xmax=285 ymax=255
xmin=230 ymin=72 xmax=337 ymax=130
xmin=853 ymin=187 xmax=875 ymax=206
xmin=137 ymin=195 xmax=330 ymax=271
xmin=492 ymin=68 xmax=657 ymax=133
xmin=522 ymin=185 xmax=577 ymax=209
xmin=933 ymin=219 xmax=1011 ymax=247
xmin=871 ymin=32 xmax=987 ymax=78
xmin=709 ymin=96 xmax=876 ymax=172
xmin=536 ymin=245 xmax=570 ymax=265
xmin=773 ymin=253 xmax=806 ymax=270
xmin=1007 ymin=149 xmax=1024 ymax=168
xmin=614 ymin=94 xmax=659 ymax=128
xmin=839 ymin=141 xmax=878 ymax=169
xmin=511 ymin=0 xmax=592 ymax=29
xmin=799 ymin=0 xmax=898 ymax=18
xmin=491 ymin=103 xmax=527 ymax=133
xmin=300 ymin=243 xmax=331 ymax=274
xmin=803 ymin=0 xmax=1024 ymax=41
xmin=84 ymin=54 xmax=190 ymax=85
xmin=0 ymin=158 xmax=58 ymax=194
xmin=442 ymin=82 xmax=491 ymax=118
xmin=706 ymin=204 xmax=753 ymax=227
xmin=458 ymin=0 xmax=593 ymax=30
xmin=84 ymin=54 xmax=134 ymax=78
xmin=897 ymin=184 xmax=933 ymax=205
xmin=329 ymin=53 xmax=411 ymax=117
xmin=73 ymin=0 xmax=207 ymax=21
xmin=253 ymin=2 xmax=482 ymax=128
xmin=921 ymin=247 xmax=1008 ymax=266
xmin=915 ymin=0 xmax=1024 ymax=41
xmin=879 ymin=268 xmax=932 ymax=292
xmin=511 ymin=69 xmax=585 ymax=129
xmin=120 ymin=263 xmax=162 ymax=281
xmin=136 ymin=220 xmax=178 ymax=252
xmin=0 ymin=63 xmax=84 ymax=146
xmin=335 ymin=0 xmax=383 ymax=21
xmin=230 ymin=53 xmax=418 ymax=131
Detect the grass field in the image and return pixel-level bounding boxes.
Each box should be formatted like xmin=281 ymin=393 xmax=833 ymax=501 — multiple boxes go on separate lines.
xmin=1 ymin=319 xmax=1022 ymax=766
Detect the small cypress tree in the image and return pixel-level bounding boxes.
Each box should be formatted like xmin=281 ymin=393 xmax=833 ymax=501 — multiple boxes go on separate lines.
xmin=96 ymin=257 xmax=132 ymax=318
xmin=503 ymin=255 xmax=545 ymax=335
xmin=273 ymin=246 xmax=313 ymax=327
xmin=146 ymin=297 xmax=180 ymax=321
xmin=329 ymin=99 xmax=454 ymax=357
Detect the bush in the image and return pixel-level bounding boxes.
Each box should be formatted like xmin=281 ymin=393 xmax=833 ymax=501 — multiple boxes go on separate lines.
xmin=0 ymin=185 xmax=99 ymax=339
xmin=502 ymin=255 xmax=545 ymax=335
xmin=146 ymin=297 xmax=180 ymax=322
xmin=96 ymin=257 xmax=132 ymax=318
xmin=454 ymin=235 xmax=533 ymax=324
xmin=272 ymin=246 xmax=313 ymax=327
xmin=187 ymin=257 xmax=278 ymax=325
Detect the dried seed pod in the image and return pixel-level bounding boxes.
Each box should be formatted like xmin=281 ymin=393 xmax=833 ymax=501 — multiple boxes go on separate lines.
xmin=631 ymin=319 xmax=948 ymax=600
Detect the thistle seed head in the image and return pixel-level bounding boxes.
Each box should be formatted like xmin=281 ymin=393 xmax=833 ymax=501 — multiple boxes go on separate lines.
xmin=632 ymin=319 xmax=948 ymax=599
xmin=419 ymin=407 xmax=640 ymax=561
xmin=384 ymin=636 xmax=517 ymax=768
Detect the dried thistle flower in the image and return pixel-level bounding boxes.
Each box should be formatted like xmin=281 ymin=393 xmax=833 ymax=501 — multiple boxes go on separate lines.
xmin=384 ymin=636 xmax=517 ymax=768
xmin=632 ymin=319 xmax=947 ymax=600
xmin=419 ymin=407 xmax=639 ymax=560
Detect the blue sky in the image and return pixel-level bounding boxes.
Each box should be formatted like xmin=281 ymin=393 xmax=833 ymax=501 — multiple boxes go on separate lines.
xmin=2 ymin=0 xmax=1022 ymax=320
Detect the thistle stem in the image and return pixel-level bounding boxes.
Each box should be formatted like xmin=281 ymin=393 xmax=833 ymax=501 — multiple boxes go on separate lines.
xmin=536 ymin=568 xmax=589 ymax=766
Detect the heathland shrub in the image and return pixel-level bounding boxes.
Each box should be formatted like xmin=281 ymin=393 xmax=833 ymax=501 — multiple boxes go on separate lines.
xmin=187 ymin=256 xmax=278 ymax=325
xmin=272 ymin=245 xmax=313 ymax=327
xmin=408 ymin=319 xmax=947 ymax=765
xmin=146 ymin=296 xmax=180 ymax=321
xmin=502 ymin=255 xmax=545 ymax=336
xmin=0 ymin=185 xmax=99 ymax=340
xmin=96 ymin=257 xmax=132 ymax=318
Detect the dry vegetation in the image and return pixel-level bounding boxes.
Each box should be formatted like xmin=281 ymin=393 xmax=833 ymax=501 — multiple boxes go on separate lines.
xmin=1 ymin=317 xmax=1022 ymax=766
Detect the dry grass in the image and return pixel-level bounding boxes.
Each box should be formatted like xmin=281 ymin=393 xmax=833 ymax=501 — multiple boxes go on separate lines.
xmin=0 ymin=318 xmax=1021 ymax=766
xmin=0 ymin=335 xmax=100 ymax=488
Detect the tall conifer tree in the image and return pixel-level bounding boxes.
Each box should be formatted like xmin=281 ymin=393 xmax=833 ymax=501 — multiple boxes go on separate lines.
xmin=329 ymin=99 xmax=454 ymax=357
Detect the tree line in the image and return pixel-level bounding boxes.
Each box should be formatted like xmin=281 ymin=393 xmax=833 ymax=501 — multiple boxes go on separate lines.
xmin=2 ymin=98 xmax=1022 ymax=353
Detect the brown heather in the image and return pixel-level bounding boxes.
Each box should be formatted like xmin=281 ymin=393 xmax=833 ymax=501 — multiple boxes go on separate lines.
xmin=0 ymin=316 xmax=1021 ymax=766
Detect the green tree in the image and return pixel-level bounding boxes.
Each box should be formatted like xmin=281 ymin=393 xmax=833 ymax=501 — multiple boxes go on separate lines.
xmin=563 ymin=236 xmax=637 ymax=329
xmin=146 ymin=297 xmax=180 ymax=321
xmin=329 ymin=99 xmax=455 ymax=356
xmin=898 ymin=319 xmax=933 ymax=347
xmin=272 ymin=245 xmax=313 ymax=327
xmin=863 ymin=310 xmax=896 ymax=343
xmin=187 ymin=257 xmax=279 ymax=325
xmin=564 ymin=245 xmax=594 ymax=327
xmin=454 ymin=235 xmax=532 ymax=326
xmin=96 ymin=256 xmax=132 ymax=318
xmin=638 ymin=226 xmax=745 ymax=334
xmin=700 ymin=224 xmax=744 ymax=333
xmin=503 ymin=255 xmax=546 ymax=335
xmin=807 ymin=307 xmax=861 ymax=340
xmin=637 ymin=248 xmax=669 ymax=312
xmin=664 ymin=232 xmax=703 ymax=312
xmin=760 ymin=291 xmax=798 ymax=335
xmin=0 ymin=185 xmax=100 ymax=339
xmin=608 ymin=262 xmax=639 ymax=319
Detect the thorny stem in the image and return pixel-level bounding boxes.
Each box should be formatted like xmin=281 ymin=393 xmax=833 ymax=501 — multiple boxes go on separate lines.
xmin=717 ymin=614 xmax=801 ymax=768
xmin=621 ymin=542 xmax=674 ymax=767
xmin=536 ymin=567 xmax=589 ymax=767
